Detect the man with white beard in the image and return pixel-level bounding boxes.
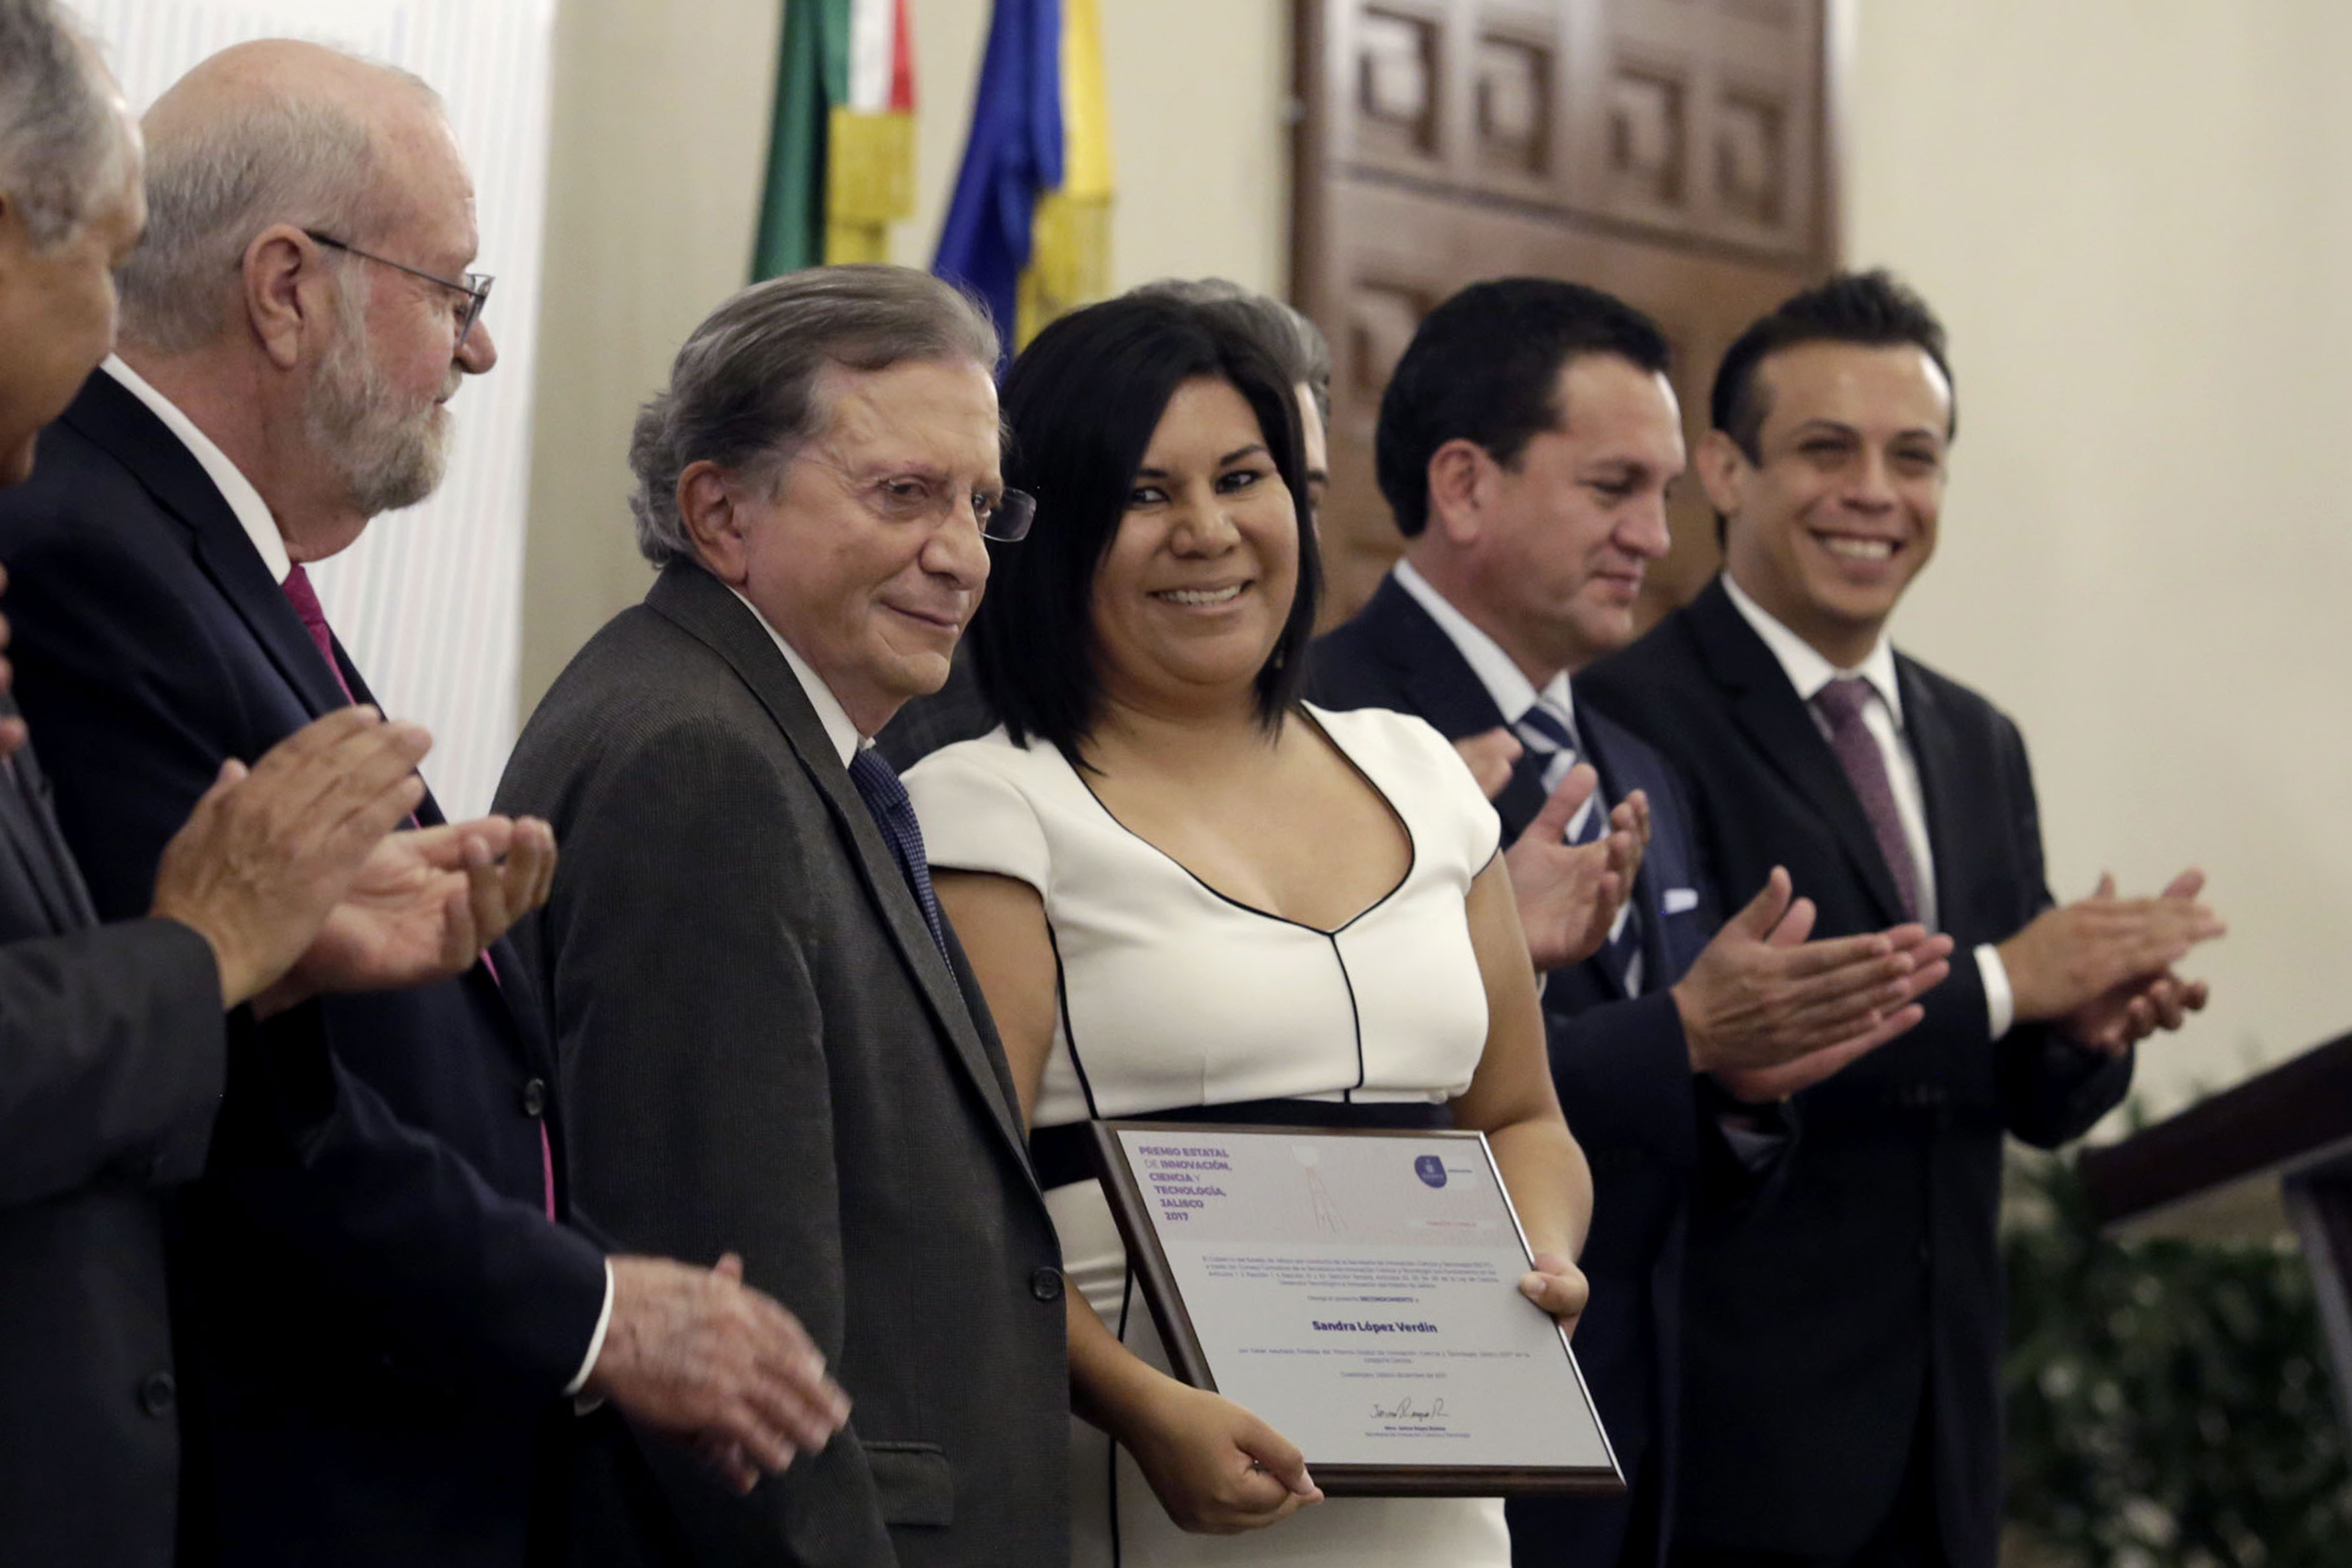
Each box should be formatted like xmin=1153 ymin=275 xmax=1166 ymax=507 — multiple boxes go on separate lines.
xmin=0 ymin=37 xmax=846 ymax=1567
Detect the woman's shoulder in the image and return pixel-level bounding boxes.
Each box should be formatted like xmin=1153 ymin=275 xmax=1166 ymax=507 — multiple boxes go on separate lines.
xmin=1300 ymin=700 xmax=1466 ymax=780
xmin=903 ymin=725 xmax=1085 ymax=820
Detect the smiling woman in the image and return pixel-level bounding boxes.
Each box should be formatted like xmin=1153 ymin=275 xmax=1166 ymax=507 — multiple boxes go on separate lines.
xmin=903 ymin=295 xmax=1597 ymax=1568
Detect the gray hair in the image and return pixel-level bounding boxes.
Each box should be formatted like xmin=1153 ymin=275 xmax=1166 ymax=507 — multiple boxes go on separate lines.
xmin=629 ymin=264 xmax=1000 ymax=567
xmin=1129 ymin=276 xmax=1332 ymax=424
xmin=0 ymin=0 xmax=121 ymax=247
xmin=116 ymin=54 xmax=437 ymax=354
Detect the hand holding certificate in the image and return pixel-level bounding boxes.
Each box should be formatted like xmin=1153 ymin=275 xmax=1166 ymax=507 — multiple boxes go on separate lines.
xmin=1090 ymin=1123 xmax=1623 ymax=1497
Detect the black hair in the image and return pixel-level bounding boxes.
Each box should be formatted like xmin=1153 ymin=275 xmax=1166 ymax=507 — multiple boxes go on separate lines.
xmin=1711 ymin=268 xmax=1957 ymax=464
xmin=1373 ymin=277 xmax=1670 ymax=538
xmin=968 ymin=293 xmax=1319 ymax=762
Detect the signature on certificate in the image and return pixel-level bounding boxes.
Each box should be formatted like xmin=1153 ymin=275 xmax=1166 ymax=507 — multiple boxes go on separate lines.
xmin=1368 ymin=1393 xmax=1449 ymax=1421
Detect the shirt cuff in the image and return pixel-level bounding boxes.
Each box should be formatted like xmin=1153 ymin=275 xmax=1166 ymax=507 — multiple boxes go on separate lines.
xmin=563 ymin=1260 xmax=616 ymax=1398
xmin=1976 ymin=942 xmax=2015 ymax=1042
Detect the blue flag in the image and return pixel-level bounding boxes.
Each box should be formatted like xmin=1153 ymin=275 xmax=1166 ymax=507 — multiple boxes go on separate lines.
xmin=933 ymin=0 xmax=1062 ymax=349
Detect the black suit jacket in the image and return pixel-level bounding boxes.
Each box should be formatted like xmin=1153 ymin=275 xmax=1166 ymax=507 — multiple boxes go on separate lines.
xmin=0 ymin=697 xmax=229 ymax=1568
xmin=0 ymin=372 xmax=609 ymax=1567
xmin=495 ymin=562 xmax=1069 ymax=1568
xmin=1580 ymin=577 xmax=2131 ymax=1567
xmin=1308 ymin=574 xmax=1716 ymax=1568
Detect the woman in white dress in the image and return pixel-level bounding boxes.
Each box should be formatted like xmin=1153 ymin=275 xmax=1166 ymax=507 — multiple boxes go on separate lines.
xmin=904 ymin=295 xmax=1601 ymax=1567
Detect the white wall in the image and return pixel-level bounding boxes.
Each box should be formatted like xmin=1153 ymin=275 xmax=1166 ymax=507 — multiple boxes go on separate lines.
xmin=86 ymin=0 xmax=558 ymax=819
xmin=1840 ymin=0 xmax=2352 ymax=1114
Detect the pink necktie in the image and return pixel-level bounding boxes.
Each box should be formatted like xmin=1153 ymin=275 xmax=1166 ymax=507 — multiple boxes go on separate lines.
xmin=279 ymin=566 xmax=557 ymax=1219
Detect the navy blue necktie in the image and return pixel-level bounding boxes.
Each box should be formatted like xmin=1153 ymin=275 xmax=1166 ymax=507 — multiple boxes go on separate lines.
xmin=847 ymin=747 xmax=953 ymax=969
xmin=1514 ymin=700 xmax=1644 ymax=994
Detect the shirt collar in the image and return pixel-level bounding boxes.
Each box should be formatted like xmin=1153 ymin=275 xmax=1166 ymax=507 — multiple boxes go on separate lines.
xmin=724 ymin=586 xmax=863 ymax=765
xmin=102 ymin=355 xmax=291 ymax=586
xmin=1390 ymin=560 xmax=1577 ymax=731
xmin=1721 ymin=571 xmax=1905 ymax=724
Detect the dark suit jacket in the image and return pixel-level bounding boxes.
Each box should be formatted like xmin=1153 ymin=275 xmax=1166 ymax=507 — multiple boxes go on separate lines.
xmin=1308 ymin=574 xmax=1715 ymax=1568
xmin=1580 ymin=577 xmax=2132 ymax=1567
xmin=0 ymin=697 xmax=227 ymax=1568
xmin=495 ymin=561 xmax=1069 ymax=1568
xmin=0 ymin=372 xmax=609 ymax=1567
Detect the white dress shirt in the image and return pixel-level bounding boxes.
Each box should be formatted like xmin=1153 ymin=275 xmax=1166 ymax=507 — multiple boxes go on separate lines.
xmin=104 ymin=356 xmax=619 ymax=1393
xmin=1720 ymin=575 xmax=2015 ymax=1040
xmin=724 ymin=588 xmax=865 ymax=764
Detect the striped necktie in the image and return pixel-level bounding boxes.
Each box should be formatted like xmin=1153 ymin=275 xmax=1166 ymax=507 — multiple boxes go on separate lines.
xmin=1514 ymin=700 xmax=1643 ymax=994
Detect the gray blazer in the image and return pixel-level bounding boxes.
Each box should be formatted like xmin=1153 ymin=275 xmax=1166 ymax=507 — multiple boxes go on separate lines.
xmin=496 ymin=562 xmax=1068 ymax=1568
xmin=0 ymin=699 xmax=228 ymax=1568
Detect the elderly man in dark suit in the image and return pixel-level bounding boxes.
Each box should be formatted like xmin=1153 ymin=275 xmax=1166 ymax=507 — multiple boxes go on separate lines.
xmin=1580 ymin=271 xmax=2224 ymax=1568
xmin=0 ymin=36 xmax=844 ymax=1567
xmin=1308 ymin=278 xmax=1959 ymax=1568
xmin=495 ymin=265 xmax=1067 ymax=1567
xmin=0 ymin=9 xmax=588 ymax=1563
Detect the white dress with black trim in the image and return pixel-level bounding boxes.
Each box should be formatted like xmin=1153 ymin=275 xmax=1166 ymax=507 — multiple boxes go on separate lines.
xmin=905 ymin=702 xmax=1510 ymax=1568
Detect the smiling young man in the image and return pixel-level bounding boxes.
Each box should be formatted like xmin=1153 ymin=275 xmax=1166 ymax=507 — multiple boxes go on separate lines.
xmin=1580 ymin=271 xmax=2225 ymax=1568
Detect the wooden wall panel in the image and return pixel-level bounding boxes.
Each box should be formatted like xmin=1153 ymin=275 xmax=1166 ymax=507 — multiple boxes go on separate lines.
xmin=1293 ymin=0 xmax=1837 ymax=630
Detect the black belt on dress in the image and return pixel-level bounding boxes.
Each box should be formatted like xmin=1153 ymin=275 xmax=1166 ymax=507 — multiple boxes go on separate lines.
xmin=1028 ymin=1097 xmax=1453 ymax=1192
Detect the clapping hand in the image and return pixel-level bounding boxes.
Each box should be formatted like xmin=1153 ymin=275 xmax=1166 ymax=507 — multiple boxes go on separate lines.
xmin=1504 ymin=764 xmax=1649 ymax=972
xmin=252 ymin=816 xmax=558 ymax=1016
xmin=1450 ymin=726 xmax=1524 ymax=801
xmin=588 ymin=1253 xmax=852 ymax=1494
xmin=1684 ymin=869 xmax=1954 ymax=1103
xmin=2055 ymin=870 xmax=2217 ymax=1056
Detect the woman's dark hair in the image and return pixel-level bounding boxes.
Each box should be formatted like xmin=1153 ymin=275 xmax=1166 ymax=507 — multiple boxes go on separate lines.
xmin=969 ymin=293 xmax=1320 ymax=762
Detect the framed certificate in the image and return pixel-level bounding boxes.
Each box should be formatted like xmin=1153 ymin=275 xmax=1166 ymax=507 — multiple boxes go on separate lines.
xmin=1087 ymin=1121 xmax=1622 ymax=1497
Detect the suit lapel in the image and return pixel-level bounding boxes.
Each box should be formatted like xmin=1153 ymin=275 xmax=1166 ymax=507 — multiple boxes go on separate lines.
xmin=1686 ymin=579 xmax=1909 ymax=927
xmin=1896 ymin=657 xmax=1970 ymax=932
xmin=1350 ymin=577 xmax=1547 ymax=838
xmin=645 ymin=564 xmax=1035 ymax=1172
xmin=1572 ymin=709 xmax=1655 ymax=1000
xmin=61 ymin=374 xmax=346 ymax=721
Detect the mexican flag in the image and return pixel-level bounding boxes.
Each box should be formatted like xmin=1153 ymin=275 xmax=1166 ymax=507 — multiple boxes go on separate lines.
xmin=753 ymin=0 xmax=917 ymax=277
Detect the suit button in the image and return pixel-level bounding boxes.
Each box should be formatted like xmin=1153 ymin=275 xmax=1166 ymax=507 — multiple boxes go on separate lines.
xmin=1030 ymin=1267 xmax=1063 ymax=1302
xmin=138 ymin=1370 xmax=176 ymax=1417
xmin=520 ymin=1077 xmax=548 ymax=1118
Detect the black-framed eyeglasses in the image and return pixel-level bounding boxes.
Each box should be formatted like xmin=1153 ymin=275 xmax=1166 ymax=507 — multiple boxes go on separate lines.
xmin=303 ymin=230 xmax=494 ymax=351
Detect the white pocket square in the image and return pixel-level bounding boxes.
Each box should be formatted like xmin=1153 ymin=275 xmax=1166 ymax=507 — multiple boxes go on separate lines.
xmin=1662 ymin=888 xmax=1700 ymax=915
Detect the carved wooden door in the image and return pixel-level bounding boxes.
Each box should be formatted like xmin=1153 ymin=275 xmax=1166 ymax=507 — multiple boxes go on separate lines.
xmin=1293 ymin=0 xmax=1838 ymax=627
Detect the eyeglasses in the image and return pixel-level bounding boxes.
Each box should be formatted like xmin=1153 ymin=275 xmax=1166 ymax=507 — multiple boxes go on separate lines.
xmin=303 ymin=230 xmax=494 ymax=351
xmin=822 ymin=463 xmax=1036 ymax=542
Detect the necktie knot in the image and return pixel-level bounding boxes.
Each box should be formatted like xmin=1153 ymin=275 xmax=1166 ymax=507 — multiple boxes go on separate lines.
xmin=1514 ymin=700 xmax=1578 ymax=758
xmin=279 ymin=564 xmax=356 ymax=704
xmin=848 ymin=746 xmax=909 ymax=813
xmin=1812 ymin=676 xmax=1875 ymax=728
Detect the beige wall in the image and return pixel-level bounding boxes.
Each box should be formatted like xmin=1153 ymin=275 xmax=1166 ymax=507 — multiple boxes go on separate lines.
xmin=524 ymin=0 xmax=2347 ymax=1113
xmin=520 ymin=0 xmax=1293 ymax=707
xmin=1841 ymin=0 xmax=2352 ymax=1114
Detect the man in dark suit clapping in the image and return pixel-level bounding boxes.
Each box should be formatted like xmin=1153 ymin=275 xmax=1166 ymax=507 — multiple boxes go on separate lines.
xmin=0 ymin=35 xmax=845 ymax=1566
xmin=1308 ymin=278 xmax=1960 ymax=1568
xmin=1579 ymin=271 xmax=2223 ymax=1568
xmin=495 ymin=266 xmax=1067 ymax=1567
xmin=0 ymin=8 xmax=607 ymax=1562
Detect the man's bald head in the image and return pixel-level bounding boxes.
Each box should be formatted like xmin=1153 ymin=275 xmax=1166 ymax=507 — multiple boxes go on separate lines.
xmin=118 ymin=39 xmax=450 ymax=354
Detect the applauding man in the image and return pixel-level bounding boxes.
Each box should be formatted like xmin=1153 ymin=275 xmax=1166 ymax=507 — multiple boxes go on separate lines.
xmin=0 ymin=32 xmax=844 ymax=1566
xmin=1581 ymin=271 xmax=2221 ymax=1568
xmin=1310 ymin=278 xmax=1954 ymax=1568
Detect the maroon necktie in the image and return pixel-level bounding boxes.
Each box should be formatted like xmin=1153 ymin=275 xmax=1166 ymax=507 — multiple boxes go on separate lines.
xmin=1810 ymin=676 xmax=1921 ymax=923
xmin=278 ymin=566 xmax=558 ymax=1219
xmin=280 ymin=564 xmax=357 ymax=706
